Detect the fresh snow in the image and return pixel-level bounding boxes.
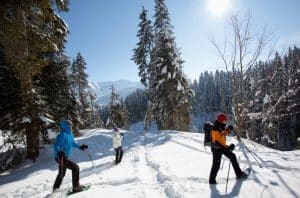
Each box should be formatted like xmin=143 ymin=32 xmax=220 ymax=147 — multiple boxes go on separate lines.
xmin=1 ymin=126 xmax=300 ymax=198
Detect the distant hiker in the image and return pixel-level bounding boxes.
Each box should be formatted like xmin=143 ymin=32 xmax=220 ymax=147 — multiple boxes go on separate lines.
xmin=112 ymin=127 xmax=124 ymax=165
xmin=53 ymin=119 xmax=88 ymax=192
xmin=209 ymin=113 xmax=247 ymax=184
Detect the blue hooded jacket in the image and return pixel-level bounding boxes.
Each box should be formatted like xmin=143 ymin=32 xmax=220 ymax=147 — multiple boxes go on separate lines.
xmin=53 ymin=119 xmax=80 ymax=158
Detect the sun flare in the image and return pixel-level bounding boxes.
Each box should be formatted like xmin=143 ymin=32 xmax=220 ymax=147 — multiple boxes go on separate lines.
xmin=207 ymin=0 xmax=232 ymax=18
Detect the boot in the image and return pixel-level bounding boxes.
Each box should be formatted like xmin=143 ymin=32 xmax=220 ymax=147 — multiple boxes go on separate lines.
xmin=209 ymin=179 xmax=217 ymax=184
xmin=236 ymin=171 xmax=248 ymax=179
xmin=72 ymin=185 xmax=85 ymax=192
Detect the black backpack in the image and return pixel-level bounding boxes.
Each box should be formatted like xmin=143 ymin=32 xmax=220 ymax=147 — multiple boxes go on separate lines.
xmin=203 ymin=122 xmax=214 ymax=146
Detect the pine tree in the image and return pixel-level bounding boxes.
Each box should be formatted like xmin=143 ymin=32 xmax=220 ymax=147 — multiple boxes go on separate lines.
xmin=125 ymin=89 xmax=148 ymax=123
xmin=269 ymin=52 xmax=289 ymax=149
xmin=34 ymin=53 xmax=80 ymax=142
xmin=88 ymin=91 xmax=103 ymax=128
xmin=132 ymin=7 xmax=153 ymax=87
xmin=70 ymin=52 xmax=92 ymax=129
xmin=107 ymin=85 xmax=129 ymax=129
xmin=286 ymin=47 xmax=300 ymax=148
xmin=147 ymin=0 xmax=194 ymax=131
xmin=0 ymin=0 xmax=69 ymax=161
xmin=0 ymin=52 xmax=26 ymax=167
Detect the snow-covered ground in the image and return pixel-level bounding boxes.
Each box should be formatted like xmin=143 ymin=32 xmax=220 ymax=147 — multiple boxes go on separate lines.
xmin=1 ymin=126 xmax=300 ymax=198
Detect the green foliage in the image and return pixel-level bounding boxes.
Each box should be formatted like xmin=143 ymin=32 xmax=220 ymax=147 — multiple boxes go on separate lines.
xmin=125 ymin=89 xmax=148 ymax=123
xmin=0 ymin=0 xmax=70 ymax=162
xmin=107 ymin=85 xmax=129 ymax=129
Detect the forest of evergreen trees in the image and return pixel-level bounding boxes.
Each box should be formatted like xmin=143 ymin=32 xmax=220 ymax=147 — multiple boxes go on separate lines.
xmin=127 ymin=46 xmax=300 ymax=151
xmin=189 ymin=47 xmax=300 ymax=150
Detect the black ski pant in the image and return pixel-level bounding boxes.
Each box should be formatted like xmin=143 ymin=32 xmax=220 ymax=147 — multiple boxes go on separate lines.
xmin=53 ymin=157 xmax=79 ymax=189
xmin=209 ymin=147 xmax=242 ymax=182
xmin=115 ymin=146 xmax=123 ymax=164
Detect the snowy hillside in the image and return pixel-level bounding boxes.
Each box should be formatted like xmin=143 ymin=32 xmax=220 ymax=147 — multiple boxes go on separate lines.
xmin=89 ymin=80 xmax=143 ymax=105
xmin=1 ymin=126 xmax=300 ymax=198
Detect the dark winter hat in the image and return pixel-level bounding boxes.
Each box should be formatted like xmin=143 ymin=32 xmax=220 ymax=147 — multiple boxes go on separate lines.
xmin=113 ymin=127 xmax=119 ymax=132
xmin=217 ymin=113 xmax=228 ymax=123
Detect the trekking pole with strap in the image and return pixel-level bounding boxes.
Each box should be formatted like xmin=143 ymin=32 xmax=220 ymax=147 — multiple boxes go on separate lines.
xmin=85 ymin=150 xmax=102 ymax=179
xmin=86 ymin=150 xmax=96 ymax=168
xmin=233 ymin=130 xmax=263 ymax=168
xmin=225 ymin=162 xmax=231 ymax=193
xmin=243 ymin=143 xmax=263 ymax=168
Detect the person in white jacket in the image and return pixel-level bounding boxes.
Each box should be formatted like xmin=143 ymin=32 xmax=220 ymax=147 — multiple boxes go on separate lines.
xmin=112 ymin=128 xmax=124 ymax=165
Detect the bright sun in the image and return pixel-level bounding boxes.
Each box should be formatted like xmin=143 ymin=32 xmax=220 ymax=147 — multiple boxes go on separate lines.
xmin=207 ymin=0 xmax=232 ymax=18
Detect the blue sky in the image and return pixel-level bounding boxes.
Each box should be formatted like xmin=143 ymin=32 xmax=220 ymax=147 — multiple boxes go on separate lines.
xmin=59 ymin=0 xmax=300 ymax=82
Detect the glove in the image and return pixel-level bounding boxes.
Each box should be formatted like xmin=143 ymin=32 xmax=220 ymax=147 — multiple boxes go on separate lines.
xmin=227 ymin=125 xmax=234 ymax=131
xmin=79 ymin=144 xmax=88 ymax=151
xmin=120 ymin=133 xmax=124 ymax=136
xmin=57 ymin=151 xmax=65 ymax=158
xmin=228 ymin=144 xmax=235 ymax=151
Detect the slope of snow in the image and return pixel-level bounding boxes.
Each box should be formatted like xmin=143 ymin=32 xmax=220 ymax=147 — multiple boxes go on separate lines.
xmin=0 ymin=127 xmax=300 ymax=198
xmin=89 ymin=80 xmax=143 ymax=105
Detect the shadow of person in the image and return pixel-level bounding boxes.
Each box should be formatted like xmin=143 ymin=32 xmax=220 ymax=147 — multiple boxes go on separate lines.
xmin=210 ymin=179 xmax=244 ymax=198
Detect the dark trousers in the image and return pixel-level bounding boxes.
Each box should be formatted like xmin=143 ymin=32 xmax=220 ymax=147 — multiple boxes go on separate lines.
xmin=209 ymin=148 xmax=242 ymax=182
xmin=114 ymin=147 xmax=123 ymax=164
xmin=53 ymin=157 xmax=79 ymax=189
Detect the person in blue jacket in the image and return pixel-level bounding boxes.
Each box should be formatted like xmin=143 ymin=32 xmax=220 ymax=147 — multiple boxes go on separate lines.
xmin=53 ymin=119 xmax=88 ymax=193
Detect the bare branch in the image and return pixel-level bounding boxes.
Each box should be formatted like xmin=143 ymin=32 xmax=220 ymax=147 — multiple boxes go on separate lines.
xmin=209 ymin=35 xmax=229 ymax=72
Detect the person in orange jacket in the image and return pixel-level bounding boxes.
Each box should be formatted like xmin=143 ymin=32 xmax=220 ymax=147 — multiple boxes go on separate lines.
xmin=209 ymin=113 xmax=247 ymax=184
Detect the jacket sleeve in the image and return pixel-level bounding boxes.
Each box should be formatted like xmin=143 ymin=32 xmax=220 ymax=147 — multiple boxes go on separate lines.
xmin=223 ymin=128 xmax=231 ymax=136
xmin=71 ymin=133 xmax=80 ymax=148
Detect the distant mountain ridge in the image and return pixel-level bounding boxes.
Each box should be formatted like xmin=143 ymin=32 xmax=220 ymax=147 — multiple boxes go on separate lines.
xmin=89 ymin=80 xmax=144 ymax=105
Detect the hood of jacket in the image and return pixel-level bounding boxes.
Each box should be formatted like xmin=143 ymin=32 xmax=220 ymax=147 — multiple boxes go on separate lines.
xmin=59 ymin=119 xmax=71 ymax=134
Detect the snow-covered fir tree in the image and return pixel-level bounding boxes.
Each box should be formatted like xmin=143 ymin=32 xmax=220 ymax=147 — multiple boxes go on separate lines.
xmin=70 ymin=52 xmax=97 ymax=130
xmin=132 ymin=7 xmax=153 ymax=88
xmin=286 ymin=47 xmax=300 ymax=146
xmin=106 ymin=85 xmax=129 ymax=129
xmin=125 ymin=89 xmax=148 ymax=124
xmin=88 ymin=91 xmax=103 ymax=128
xmin=145 ymin=0 xmax=194 ymax=131
xmin=35 ymin=54 xmax=76 ymax=142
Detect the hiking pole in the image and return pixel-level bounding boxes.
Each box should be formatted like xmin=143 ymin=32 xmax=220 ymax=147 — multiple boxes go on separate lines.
xmin=233 ymin=130 xmax=263 ymax=168
xmin=225 ymin=162 xmax=231 ymax=193
xmin=85 ymin=150 xmax=102 ymax=179
xmin=86 ymin=150 xmax=96 ymax=168
xmin=243 ymin=144 xmax=262 ymax=168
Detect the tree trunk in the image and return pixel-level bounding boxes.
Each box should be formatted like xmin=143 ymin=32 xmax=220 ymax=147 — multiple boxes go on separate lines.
xmin=25 ymin=115 xmax=41 ymax=161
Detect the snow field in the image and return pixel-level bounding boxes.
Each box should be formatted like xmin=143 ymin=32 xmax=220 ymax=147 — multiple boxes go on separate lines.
xmin=0 ymin=128 xmax=300 ymax=198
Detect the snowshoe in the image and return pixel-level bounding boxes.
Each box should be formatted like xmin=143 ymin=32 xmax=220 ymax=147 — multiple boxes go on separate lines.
xmin=67 ymin=184 xmax=91 ymax=196
xmin=237 ymin=168 xmax=251 ymax=180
